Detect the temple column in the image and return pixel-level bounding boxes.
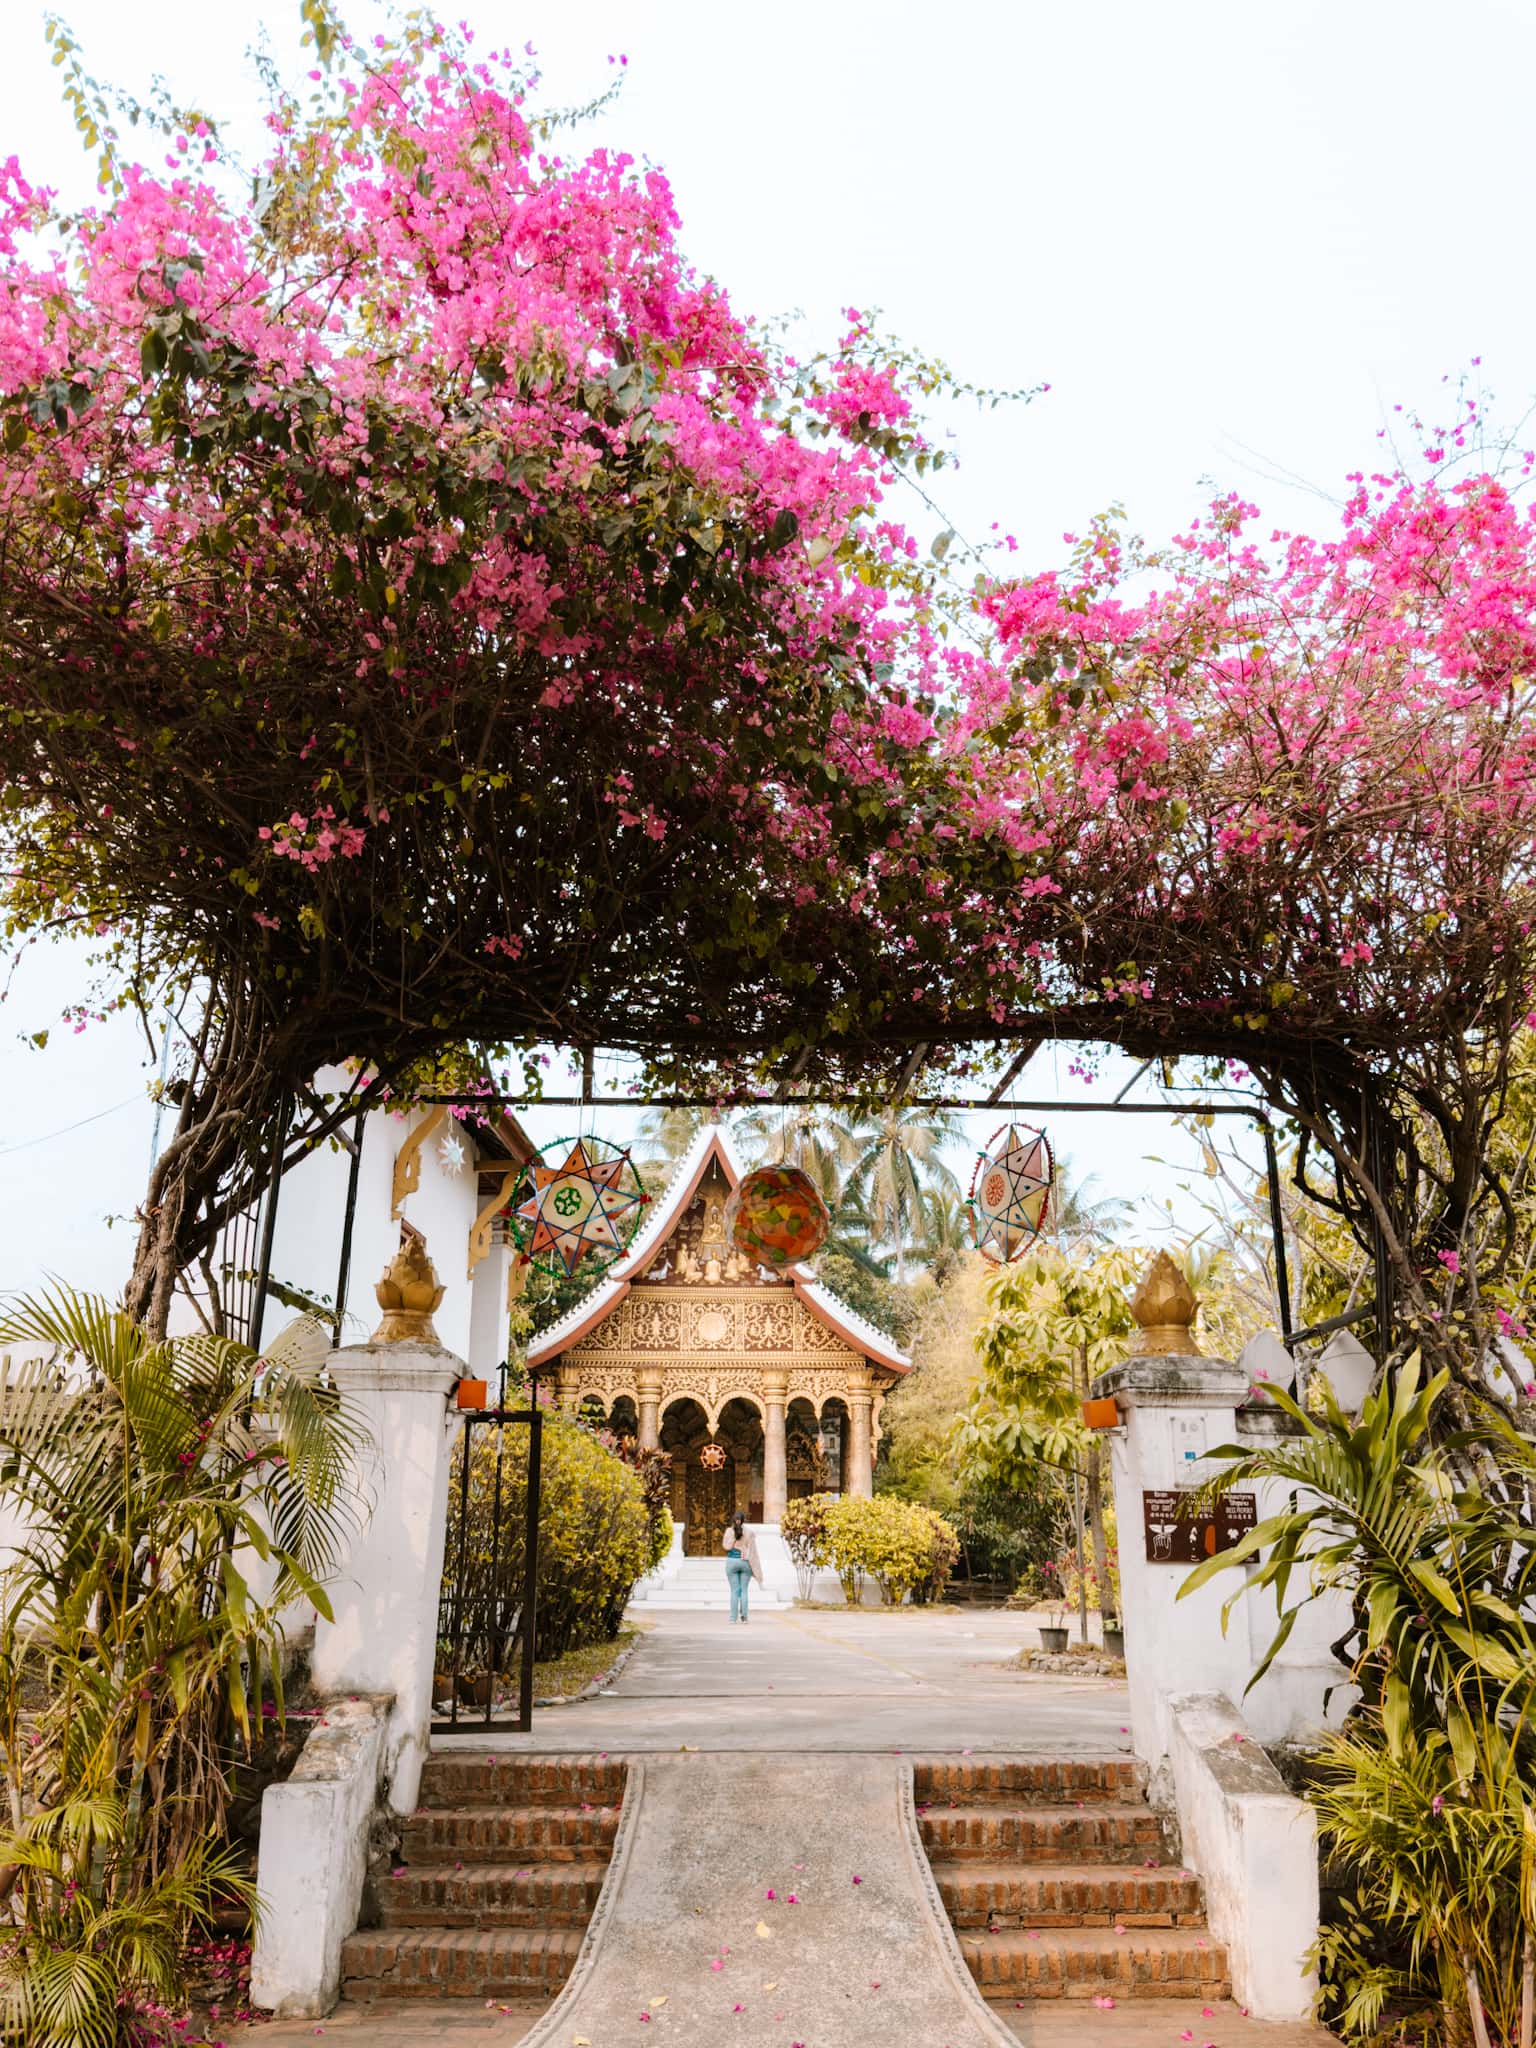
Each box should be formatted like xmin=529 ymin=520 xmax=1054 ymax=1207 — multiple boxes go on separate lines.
xmin=636 ymin=1369 xmax=662 ymax=1452
xmin=846 ymin=1381 xmax=874 ymax=1498
xmin=763 ymin=1370 xmax=788 ymax=1522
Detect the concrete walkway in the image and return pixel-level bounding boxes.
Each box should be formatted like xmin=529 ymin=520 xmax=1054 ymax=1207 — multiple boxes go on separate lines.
xmin=436 ymin=1606 xmax=1134 ymax=1755
xmin=519 ymin=1752 xmax=1014 ymax=2047
xmin=234 ymin=1614 xmax=1334 ymax=2047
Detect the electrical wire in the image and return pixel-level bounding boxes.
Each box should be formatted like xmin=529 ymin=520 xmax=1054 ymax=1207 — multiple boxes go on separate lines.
xmin=0 ymin=1094 xmax=143 ymax=1159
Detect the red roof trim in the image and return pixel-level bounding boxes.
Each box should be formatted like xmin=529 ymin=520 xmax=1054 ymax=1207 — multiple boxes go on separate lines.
xmin=624 ymin=1129 xmax=740 ymax=1280
xmin=792 ymin=1275 xmax=910 ymax=1374
xmin=529 ymin=1278 xmax=630 ymax=1363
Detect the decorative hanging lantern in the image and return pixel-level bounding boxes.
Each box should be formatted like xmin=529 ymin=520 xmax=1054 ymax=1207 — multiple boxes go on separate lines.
xmin=509 ymin=1134 xmax=647 ymax=1280
xmin=724 ymin=1163 xmax=831 ymax=1270
xmin=699 ymin=1441 xmax=728 ymax=1471
xmin=968 ymin=1122 xmax=1053 ymax=1265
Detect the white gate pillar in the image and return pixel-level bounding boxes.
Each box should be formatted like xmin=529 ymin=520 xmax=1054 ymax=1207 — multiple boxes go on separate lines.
xmin=1089 ymin=1253 xmax=1259 ymax=1775
xmin=308 ymin=1226 xmax=463 ymax=1817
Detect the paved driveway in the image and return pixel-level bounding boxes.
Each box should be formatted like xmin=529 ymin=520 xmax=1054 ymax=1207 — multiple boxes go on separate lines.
xmin=438 ymin=1604 xmax=1134 ymax=1754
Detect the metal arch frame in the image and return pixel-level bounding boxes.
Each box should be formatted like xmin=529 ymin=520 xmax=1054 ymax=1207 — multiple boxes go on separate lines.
xmin=419 ymin=1084 xmax=1310 ymax=1344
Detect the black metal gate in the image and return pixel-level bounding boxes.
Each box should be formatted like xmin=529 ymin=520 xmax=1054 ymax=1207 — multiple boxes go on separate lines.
xmin=431 ymin=1373 xmax=544 ymax=1734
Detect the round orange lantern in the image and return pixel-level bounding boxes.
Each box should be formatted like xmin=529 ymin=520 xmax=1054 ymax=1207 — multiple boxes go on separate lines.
xmin=725 ymin=1164 xmax=830 ymax=1269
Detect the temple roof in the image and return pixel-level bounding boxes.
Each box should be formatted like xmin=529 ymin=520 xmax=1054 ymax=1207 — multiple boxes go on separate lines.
xmin=525 ymin=1123 xmax=911 ymax=1373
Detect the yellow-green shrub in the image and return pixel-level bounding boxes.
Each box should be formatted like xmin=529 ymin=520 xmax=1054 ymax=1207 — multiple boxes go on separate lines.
xmin=823 ymin=1495 xmax=959 ymax=1605
xmin=443 ymin=1415 xmax=652 ymax=1664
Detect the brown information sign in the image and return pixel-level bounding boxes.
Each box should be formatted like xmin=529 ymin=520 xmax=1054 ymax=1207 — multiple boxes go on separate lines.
xmin=1142 ymin=1490 xmax=1257 ymax=1565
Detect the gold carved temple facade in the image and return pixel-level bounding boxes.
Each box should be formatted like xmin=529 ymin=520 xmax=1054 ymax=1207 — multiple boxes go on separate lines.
xmin=526 ymin=1127 xmax=910 ymax=1553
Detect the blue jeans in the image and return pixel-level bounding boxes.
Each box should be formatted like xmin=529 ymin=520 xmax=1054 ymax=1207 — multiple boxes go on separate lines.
xmin=726 ymin=1557 xmax=752 ymax=1621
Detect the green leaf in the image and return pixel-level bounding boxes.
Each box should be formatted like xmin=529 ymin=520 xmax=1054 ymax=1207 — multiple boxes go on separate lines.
xmin=1407 ymin=1559 xmax=1461 ymax=1615
xmin=1382 ymin=1673 xmax=1411 ymax=1758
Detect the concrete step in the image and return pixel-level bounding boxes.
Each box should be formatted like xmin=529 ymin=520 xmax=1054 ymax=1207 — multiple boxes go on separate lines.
xmin=914 ymin=1757 xmax=1146 ymax=1808
xmin=400 ymin=1803 xmax=619 ymax=1864
xmin=340 ymin=1925 xmax=582 ymax=2001
xmin=376 ymin=1858 xmax=608 ymax=1929
xmin=417 ymin=1753 xmax=625 ymax=1810
xmin=918 ymin=1804 xmax=1166 ymax=1864
xmin=935 ymin=1860 xmax=1204 ymax=1929
xmin=955 ymin=1924 xmax=1231 ymax=1998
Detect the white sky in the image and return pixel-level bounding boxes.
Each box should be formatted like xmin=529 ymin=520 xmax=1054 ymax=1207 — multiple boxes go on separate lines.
xmin=3 ymin=0 xmax=1533 ymax=1302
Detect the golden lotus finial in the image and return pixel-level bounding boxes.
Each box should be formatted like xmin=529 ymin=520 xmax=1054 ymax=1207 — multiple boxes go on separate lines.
xmin=1130 ymin=1250 xmax=1200 ymax=1355
xmin=372 ymin=1220 xmax=446 ymax=1344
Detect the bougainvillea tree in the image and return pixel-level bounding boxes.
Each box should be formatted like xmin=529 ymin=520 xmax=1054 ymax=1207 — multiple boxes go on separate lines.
xmin=0 ymin=7 xmax=1031 ymax=1330
xmin=958 ymin=433 xmax=1536 ymax=1397
xmin=4 ymin=6 xmax=1535 ymax=1393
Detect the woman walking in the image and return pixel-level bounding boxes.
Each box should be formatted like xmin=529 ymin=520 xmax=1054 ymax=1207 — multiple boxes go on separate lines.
xmin=721 ymin=1512 xmax=762 ymax=1623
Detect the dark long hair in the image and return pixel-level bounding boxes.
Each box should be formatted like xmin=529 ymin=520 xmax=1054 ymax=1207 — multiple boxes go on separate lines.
xmin=731 ymin=1512 xmax=745 ymax=1537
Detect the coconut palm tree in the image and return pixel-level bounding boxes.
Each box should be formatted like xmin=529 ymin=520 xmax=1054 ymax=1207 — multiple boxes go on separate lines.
xmin=635 ymin=1104 xmax=713 ymax=1167
xmin=731 ymin=1104 xmax=863 ymax=1207
xmin=1050 ymin=1154 xmax=1135 ymax=1248
xmin=918 ymin=1186 xmax=974 ymax=1279
xmin=846 ymin=1106 xmax=964 ymax=1283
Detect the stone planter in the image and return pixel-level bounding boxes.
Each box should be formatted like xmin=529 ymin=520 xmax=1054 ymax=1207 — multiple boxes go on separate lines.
xmin=1103 ymin=1625 xmax=1125 ymax=1659
xmin=1038 ymin=1626 xmax=1069 ymax=1653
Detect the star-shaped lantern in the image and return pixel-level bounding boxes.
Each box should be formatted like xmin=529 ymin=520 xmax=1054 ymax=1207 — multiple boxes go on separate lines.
xmin=512 ymin=1135 xmax=647 ymax=1278
xmin=968 ymin=1122 xmax=1053 ymax=1265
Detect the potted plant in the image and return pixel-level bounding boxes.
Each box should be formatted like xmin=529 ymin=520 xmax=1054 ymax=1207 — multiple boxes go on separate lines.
xmin=1102 ymin=1620 xmax=1125 ymax=1658
xmin=1037 ymin=1558 xmax=1070 ymax=1652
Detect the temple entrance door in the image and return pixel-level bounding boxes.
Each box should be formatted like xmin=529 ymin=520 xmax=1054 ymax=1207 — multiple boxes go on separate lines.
xmin=684 ymin=1462 xmax=731 ymax=1555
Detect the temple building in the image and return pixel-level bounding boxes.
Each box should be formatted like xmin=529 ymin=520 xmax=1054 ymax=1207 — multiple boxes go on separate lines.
xmin=526 ymin=1126 xmax=910 ymax=1552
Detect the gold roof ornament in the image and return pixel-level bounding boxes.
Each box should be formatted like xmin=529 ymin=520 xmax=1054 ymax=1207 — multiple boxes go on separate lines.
xmin=373 ymin=1220 xmax=446 ymax=1345
xmin=1130 ymin=1251 xmax=1200 ymax=1355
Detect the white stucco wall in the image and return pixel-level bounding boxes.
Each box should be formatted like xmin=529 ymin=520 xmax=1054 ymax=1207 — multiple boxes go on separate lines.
xmin=1097 ymin=1348 xmax=1356 ymax=1762
xmin=268 ymin=1081 xmax=485 ymax=1359
xmin=307 ymin=1337 xmax=462 ymax=1816
xmin=1166 ymin=1691 xmax=1319 ymax=2020
xmin=250 ymin=1693 xmax=389 ymax=2018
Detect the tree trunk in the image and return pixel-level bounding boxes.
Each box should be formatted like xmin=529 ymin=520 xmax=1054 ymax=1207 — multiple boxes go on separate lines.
xmin=1077 ymin=1341 xmax=1115 ymax=1627
xmin=1086 ymin=1437 xmax=1114 ymax=1627
xmin=124 ymin=969 xmax=311 ymax=1338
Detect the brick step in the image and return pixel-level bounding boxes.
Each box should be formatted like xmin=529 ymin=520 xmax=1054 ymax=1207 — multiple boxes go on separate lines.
xmin=919 ymin=1805 xmax=1166 ymax=1864
xmin=935 ymin=1861 xmax=1204 ymax=1929
xmin=955 ymin=1925 xmax=1231 ymax=1998
xmin=914 ymin=1758 xmax=1145 ymax=1807
xmin=416 ymin=1754 xmax=626 ymax=1810
xmin=400 ymin=1804 xmax=619 ymax=1864
xmin=340 ymin=1925 xmax=582 ymax=2001
xmin=377 ymin=1859 xmax=608 ymax=1929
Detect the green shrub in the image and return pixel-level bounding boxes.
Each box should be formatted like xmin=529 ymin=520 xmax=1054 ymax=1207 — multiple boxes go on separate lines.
xmin=822 ymin=1495 xmax=959 ymax=1605
xmin=912 ymin=1505 xmax=960 ymax=1603
xmin=444 ymin=1414 xmax=652 ymax=1667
